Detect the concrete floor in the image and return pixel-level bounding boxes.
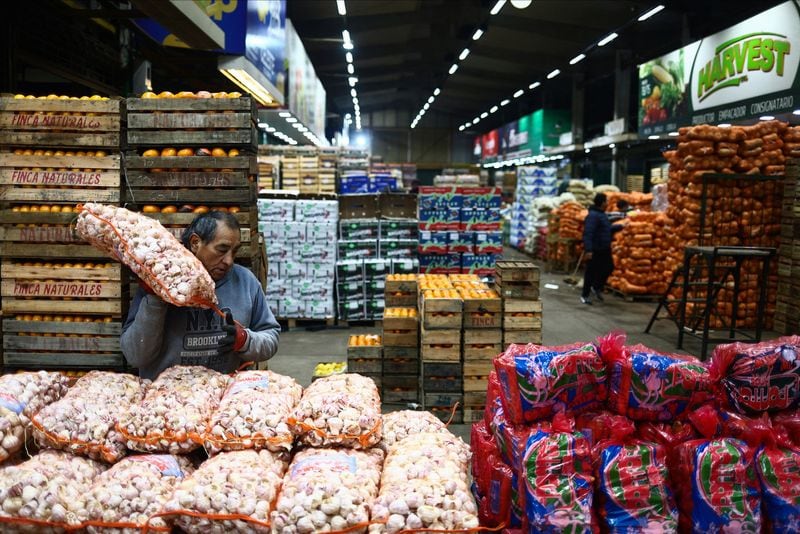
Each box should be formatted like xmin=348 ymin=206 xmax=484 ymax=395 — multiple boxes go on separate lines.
xmin=268 ymin=247 xmax=777 ymax=442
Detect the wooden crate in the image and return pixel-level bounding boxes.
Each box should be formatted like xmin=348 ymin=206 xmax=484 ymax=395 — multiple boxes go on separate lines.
xmin=346 ymin=357 xmax=382 ymax=374
xmin=462 ymin=296 xmax=502 ymax=329
xmin=382 ymin=357 xmax=418 ymax=375
xmin=0 ymin=153 xmax=120 ymax=204
xmin=382 ymin=329 xmax=418 ymax=347
xmin=429 ymin=406 xmax=463 ymax=424
xmin=421 ymin=343 xmax=460 ymax=362
xmin=504 ymin=329 xmax=543 ymax=346
xmin=495 ymin=260 xmax=540 ymax=284
xmin=383 ymin=345 xmax=418 ymax=359
xmin=386 ymin=279 xmax=417 ymax=294
xmin=124 ymin=155 xmax=256 ymax=206
xmin=0 ymin=210 xmax=105 ymax=259
xmin=464 ymin=390 xmax=487 ymax=407
xmin=422 ymin=362 xmax=462 ymax=392
xmin=125 ymin=97 xmax=257 ymax=149
xmin=424 ymin=392 xmax=462 ymax=409
xmin=0 ymin=97 xmax=121 ymax=148
xmin=495 ymin=282 xmax=540 ymax=300
xmin=463 ymin=329 xmax=502 ymax=346
xmin=1 ymin=261 xmax=126 ymax=316
xmin=503 ymin=299 xmax=543 ymax=313
xmin=463 ymin=343 xmax=502 ymax=360
xmin=463 ymin=360 xmax=493 ymax=376
xmin=346 ymin=344 xmax=382 ymax=360
xmin=503 ymin=314 xmax=543 ymax=330
xmin=2 ymin=317 xmax=124 ymax=369
xmin=464 ymin=376 xmax=489 ymax=393
xmin=422 ymin=311 xmax=462 ymax=329
xmin=464 ymin=407 xmax=485 ymax=423
xmin=382 ymin=315 xmax=418 ymax=331
xmin=421 ymin=326 xmax=460 ymax=345
xmin=385 ymin=292 xmax=416 ymax=307
xmin=382 ymin=375 xmax=419 ymax=404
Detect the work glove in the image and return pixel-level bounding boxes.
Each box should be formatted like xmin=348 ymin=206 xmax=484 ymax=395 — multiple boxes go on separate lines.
xmin=217 ymin=311 xmax=248 ymax=355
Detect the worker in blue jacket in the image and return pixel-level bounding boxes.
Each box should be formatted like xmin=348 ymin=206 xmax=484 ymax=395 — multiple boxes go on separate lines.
xmin=581 ymin=193 xmax=624 ymax=304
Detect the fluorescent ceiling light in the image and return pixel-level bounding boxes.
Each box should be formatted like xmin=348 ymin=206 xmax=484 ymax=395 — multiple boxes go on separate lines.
xmin=794 ymin=109 xmax=800 ymax=116
xmin=345 ymin=113 xmax=351 ymax=119
xmin=423 ymin=103 xmax=430 ymax=110
xmin=637 ymin=5 xmax=664 ymax=21
xmin=597 ymin=32 xmax=618 ymax=47
xmin=609 ymin=143 xmax=615 ymax=148
xmin=459 ymin=125 xmax=465 ymax=131
xmin=648 ymin=135 xmax=659 ymax=139
xmin=472 ymin=28 xmax=484 ymax=40
xmin=348 ymin=76 xmax=358 ymax=86
xmin=459 ymin=48 xmax=470 ymax=60
xmin=490 ymin=0 xmax=506 ymax=15
xmin=347 ymin=64 xmax=354 ymax=74
xmin=513 ymin=89 xmax=524 ymax=98
xmin=490 ymin=105 xmax=498 ymax=113
xmin=474 ymin=117 xmax=481 ymax=124
xmin=760 ymin=115 xmax=775 ymax=121
xmin=569 ymin=53 xmax=586 ymax=65
xmin=585 ymin=148 xmax=590 ymax=153
xmin=480 ymin=112 xmax=488 ymax=118
xmin=353 ymin=97 xmax=359 ymax=104
xmin=257 ymin=122 xmax=267 ymax=128
xmin=218 ymin=56 xmax=282 ymax=106
xmin=433 ymin=88 xmax=441 ymax=96
xmin=427 ymin=96 xmax=434 ymax=104
xmin=336 ymin=0 xmax=346 ymax=16
xmin=266 ymin=127 xmax=275 ymax=132
xmin=717 ymin=123 xmax=732 ymax=128
xmin=547 ymin=69 xmax=560 ymax=79
xmin=529 ymin=82 xmax=540 ymax=90
xmin=342 ymin=30 xmax=354 ymax=50
xmin=350 ymin=88 xmax=357 ymax=97
xmin=285 ymin=117 xmax=297 ymax=123
xmin=500 ymin=99 xmax=509 ymax=106
xmin=279 ymin=111 xmax=291 ymax=117
xmin=668 ymin=131 xmax=679 ymax=136
xmin=346 ymin=52 xmax=353 ymax=63
xmin=448 ymin=63 xmax=459 ymax=75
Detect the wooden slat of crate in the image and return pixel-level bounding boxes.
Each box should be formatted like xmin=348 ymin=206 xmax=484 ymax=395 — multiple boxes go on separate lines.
xmin=4 ymin=333 xmax=120 ymax=352
xmin=2 ymin=352 xmax=124 ymax=368
xmin=464 ymin=361 xmax=494 ymax=376
xmin=424 ymin=392 xmax=462 ymax=408
xmin=0 ymin=132 xmax=119 ymax=148
xmin=504 ymin=315 xmax=543 ymax=330
xmin=421 ymin=296 xmax=462 ymax=313
xmin=495 ymin=260 xmax=540 ymax=283
xmin=386 ymin=279 xmax=417 ymax=293
xmin=0 ymin=113 xmax=120 ymax=131
xmin=125 ymin=171 xmax=251 ymax=189
xmin=0 ymin=243 xmax=106 ymax=259
xmin=462 ymin=296 xmax=501 ymax=314
xmin=127 ymin=112 xmax=252 ymax=129
xmin=464 ymin=376 xmax=489 ymax=393
xmin=504 ymin=329 xmax=543 ymax=346
xmin=421 ymin=326 xmax=460 ymax=345
xmin=0 ymin=153 xmax=120 ymax=188
xmin=2 ymin=298 xmax=122 ymax=315
xmin=126 ymin=97 xmax=254 ymax=112
xmin=382 ymin=375 xmax=419 ymax=404
xmin=346 ymin=345 xmax=382 ymax=359
xmin=125 ymin=187 xmax=253 ymax=205
xmin=422 ymin=361 xmax=461 ymax=377
xmin=141 ymin=211 xmax=252 ymax=226
xmin=464 ymin=391 xmax=487 ymax=407
xmin=385 ymin=293 xmax=416 ymax=307
xmin=429 ymin=407 xmax=463 ymax=424
xmin=1 ymin=261 xmax=120 ymax=280
xmin=382 ymin=330 xmax=418 ymax=347
xmin=422 ymin=311 xmax=462 ymax=329
xmin=503 ymin=299 xmax=543 ymax=313
xmin=463 ymin=329 xmax=502 ymax=345
xmin=463 ymin=408 xmax=485 ymax=423
xmin=126 ymin=155 xmax=256 ymax=173
xmin=3 ymin=318 xmax=120 ymax=334
xmin=463 ymin=310 xmax=501 ymax=329
xmin=421 ymin=344 xmax=460 ymax=362
xmin=382 ymin=316 xmax=418 ymax=330
xmin=2 ymin=188 xmax=119 ymax=203
xmin=463 ymin=343 xmax=502 ymax=360
xmin=346 ymin=357 xmax=382 ymax=374
xmin=382 ymin=357 xmax=418 ymax=375
xmin=495 ymin=283 xmax=540 ymax=300
xmin=127 ymin=128 xmax=257 ymax=147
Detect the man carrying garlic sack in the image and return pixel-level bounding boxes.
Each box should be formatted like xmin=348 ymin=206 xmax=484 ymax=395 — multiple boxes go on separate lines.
xmin=121 ymin=211 xmax=281 ymax=380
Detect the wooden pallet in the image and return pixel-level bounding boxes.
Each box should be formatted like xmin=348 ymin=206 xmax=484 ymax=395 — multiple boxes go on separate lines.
xmin=0 ymin=97 xmax=121 ymax=148
xmin=125 ymin=97 xmax=257 ymax=149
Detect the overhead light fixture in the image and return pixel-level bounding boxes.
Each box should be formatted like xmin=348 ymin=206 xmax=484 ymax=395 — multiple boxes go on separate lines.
xmin=648 ymin=134 xmax=660 ymax=139
xmin=597 ymin=32 xmax=618 ymax=47
xmin=547 ymin=69 xmax=560 ymax=79
xmin=347 ymin=64 xmax=354 ymax=74
xmin=500 ymin=99 xmax=510 ymax=106
xmin=637 ymin=4 xmax=664 ymax=21
xmin=433 ymin=88 xmax=441 ymax=96
xmin=448 ymin=63 xmax=459 ymax=75
xmin=427 ymin=96 xmax=434 ymax=104
xmin=480 ymin=112 xmax=488 ymax=119
xmin=794 ymin=109 xmax=800 ymax=116
xmin=473 ymin=117 xmax=481 ymax=124
xmin=350 ymin=88 xmax=357 ymax=97
xmin=279 ymin=111 xmax=291 ymax=117
xmin=529 ymin=82 xmax=540 ymax=90
xmin=266 ymin=127 xmax=275 ymax=133
xmin=257 ymin=122 xmax=267 ymax=129
xmin=490 ymin=105 xmax=498 ymax=113
xmin=218 ymin=56 xmax=282 ymax=106
xmin=513 ymin=89 xmax=524 ymax=98
xmin=459 ymin=125 xmax=465 ymax=131
xmin=490 ymin=0 xmax=506 ymax=15
xmin=354 ymin=104 xmax=360 ymax=111
xmin=510 ymin=0 xmax=533 ymax=7
xmin=717 ymin=123 xmax=732 ymax=128
xmin=466 ymin=122 xmax=472 ymax=127
xmin=336 ymin=0 xmax=346 ymax=16
xmin=285 ymin=117 xmax=297 ymax=123
xmin=569 ymin=53 xmax=586 ymax=65
xmin=668 ymin=131 xmax=679 ymax=136
xmin=459 ymin=48 xmax=470 ymax=60
xmin=760 ymin=115 xmax=775 ymax=121
xmin=346 ymin=52 xmax=353 ymax=63
xmin=348 ymin=77 xmax=358 ymax=86
xmin=423 ymin=103 xmax=430 ymax=110
xmin=342 ymin=30 xmax=353 ymax=50
xmin=609 ymin=143 xmax=616 ymax=149
xmin=353 ymin=97 xmax=359 ymax=104
xmin=585 ymin=148 xmax=590 ymax=153
xmin=472 ymin=28 xmax=484 ymax=40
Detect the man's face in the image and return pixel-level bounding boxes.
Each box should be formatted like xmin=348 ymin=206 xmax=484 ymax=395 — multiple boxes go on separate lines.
xmin=191 ymin=223 xmax=241 ymax=281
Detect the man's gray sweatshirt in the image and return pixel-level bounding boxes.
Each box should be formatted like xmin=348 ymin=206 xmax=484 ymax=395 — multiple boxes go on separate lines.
xmin=121 ymin=264 xmax=280 ymax=380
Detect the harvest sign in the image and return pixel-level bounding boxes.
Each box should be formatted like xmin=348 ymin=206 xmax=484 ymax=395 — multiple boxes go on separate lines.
xmin=639 ymin=1 xmax=800 ymax=136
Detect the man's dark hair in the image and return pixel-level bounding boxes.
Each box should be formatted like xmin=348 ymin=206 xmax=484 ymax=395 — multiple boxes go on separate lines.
xmin=593 ymin=193 xmax=607 ymax=207
xmin=617 ymin=199 xmax=630 ymax=211
xmin=181 ymin=211 xmax=240 ymax=249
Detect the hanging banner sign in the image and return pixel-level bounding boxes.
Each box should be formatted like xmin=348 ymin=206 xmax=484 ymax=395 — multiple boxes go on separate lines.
xmin=638 ymin=0 xmax=800 ymax=136
xmin=482 ymin=130 xmax=500 ymax=163
xmin=473 ymin=136 xmax=483 ymax=163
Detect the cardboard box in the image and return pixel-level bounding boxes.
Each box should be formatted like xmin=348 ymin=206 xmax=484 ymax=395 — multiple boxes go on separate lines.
xmin=279 ymin=297 xmax=305 ymax=317
xmin=379 ymin=194 xmax=417 ymax=219
xmin=295 ymin=280 xmax=332 ymax=300
xmin=418 ymin=231 xmax=450 ymax=254
xmin=418 ymin=186 xmax=462 ymax=209
xmin=337 ymin=281 xmax=365 ymax=299
xmin=295 ymin=200 xmax=339 ymax=222
xmin=418 ymin=208 xmax=460 ymax=231
xmin=391 ymin=258 xmax=419 ymax=274
xmin=419 ymin=254 xmax=461 ymax=274
xmin=338 ymin=240 xmax=378 ymax=260
xmin=365 ymin=279 xmax=386 ymax=298
xmin=267 ymin=300 xmax=280 ymax=317
xmin=339 ymin=194 xmax=379 ymax=220
xmin=306 ymin=222 xmax=337 ymax=242
xmin=460 ymin=208 xmax=502 ymax=231
xmin=364 ymin=259 xmax=391 ymax=279
xmin=379 ymin=219 xmax=418 ymax=239
xmin=366 ymin=298 xmax=385 ymax=318
xmin=339 ymin=174 xmax=370 ymax=194
xmin=448 ymin=231 xmax=474 ymax=253
xmin=257 ymin=221 xmax=282 ymax=240
xmin=459 ymin=187 xmax=502 ymax=208
xmin=281 ymin=261 xmax=307 ymax=279
xmin=267 ymin=261 xmax=280 ymax=280
xmin=266 ymin=278 xmax=290 ymax=299
xmin=380 ymin=239 xmax=418 ymax=258
xmin=340 ymin=219 xmax=380 ymax=240
xmin=305 ymin=299 xmax=335 ymax=319
xmin=474 ymin=231 xmax=503 ymax=254
xmin=257 ymin=199 xmax=294 ymax=221
xmin=461 ymin=253 xmax=500 ymax=275
xmin=295 ymin=243 xmax=334 ymax=264
xmin=282 ymin=222 xmax=306 ymax=241
xmin=266 ymin=242 xmax=291 ymax=262
xmin=308 ymin=262 xmax=335 ymax=278
xmin=338 ymin=299 xmax=366 ymax=320
xmin=336 ymin=260 xmax=364 ymax=282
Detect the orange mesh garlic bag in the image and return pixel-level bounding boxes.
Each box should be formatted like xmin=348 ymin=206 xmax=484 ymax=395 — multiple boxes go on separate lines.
xmin=75 ymin=202 xmax=217 ymax=307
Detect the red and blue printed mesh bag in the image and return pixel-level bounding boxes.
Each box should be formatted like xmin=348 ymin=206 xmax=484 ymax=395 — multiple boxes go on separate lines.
xmin=756 ymin=443 xmax=800 ymax=533
xmin=471 ymin=421 xmax=495 ymax=494
xmin=670 ymin=438 xmax=761 ymax=533
xmin=478 ymin=452 xmax=514 ymax=528
xmin=575 ymin=410 xmax=635 ymax=447
xmin=600 ymin=332 xmax=712 ymax=421
xmin=772 ymin=410 xmax=800 ymax=448
xmin=710 ymin=336 xmax=800 ymax=415
xmin=494 ymin=341 xmax=607 ymax=425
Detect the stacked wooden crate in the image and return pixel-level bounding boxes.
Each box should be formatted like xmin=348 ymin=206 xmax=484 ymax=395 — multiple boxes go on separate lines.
xmin=381 ymin=306 xmax=419 ymax=408
xmin=123 ymin=96 xmax=263 ymax=287
xmin=256 ymin=150 xmax=279 ymax=190
xmin=280 ymin=149 xmax=300 ymax=189
xmin=496 ymin=260 xmax=543 ymax=348
xmin=319 ymin=148 xmax=337 ymax=194
xmin=418 ymin=274 xmax=463 ymax=423
xmin=454 ymin=274 xmax=502 ymax=422
xmin=299 ymin=152 xmax=319 ymax=194
xmin=0 ymin=95 xmax=126 ymax=371
xmin=775 ymin=161 xmax=800 ymax=334
xmin=346 ymin=333 xmax=382 ymax=389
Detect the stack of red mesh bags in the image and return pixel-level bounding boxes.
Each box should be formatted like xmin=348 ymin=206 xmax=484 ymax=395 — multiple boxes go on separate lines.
xmin=471 ymin=333 xmax=800 ymax=533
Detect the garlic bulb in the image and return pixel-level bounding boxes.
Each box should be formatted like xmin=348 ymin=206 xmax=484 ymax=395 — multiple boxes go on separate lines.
xmin=379 ymin=410 xmax=449 ymax=451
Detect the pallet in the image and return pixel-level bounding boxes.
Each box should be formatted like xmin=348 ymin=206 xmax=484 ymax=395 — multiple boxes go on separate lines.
xmin=495 ymin=260 xmax=540 ymax=283
xmin=382 ymin=357 xmax=419 ymax=375
xmin=606 ymin=286 xmax=661 ymax=302
xmin=125 ymin=97 xmax=257 ymax=149
xmin=0 ymin=97 xmax=121 ymax=148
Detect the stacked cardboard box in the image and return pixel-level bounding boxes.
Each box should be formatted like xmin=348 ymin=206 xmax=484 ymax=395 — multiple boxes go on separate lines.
xmin=258 ymin=197 xmax=337 ymax=320
xmin=510 ymin=166 xmax=559 ymax=249
xmin=775 ymin=161 xmax=800 ymax=334
xmin=417 ymin=187 xmax=503 ymax=274
xmin=496 ymin=261 xmax=543 ymax=348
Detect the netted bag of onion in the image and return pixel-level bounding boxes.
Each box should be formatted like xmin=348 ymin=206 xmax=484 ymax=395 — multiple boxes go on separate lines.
xmin=118 ymin=366 xmax=229 ymax=454
xmin=205 ymin=370 xmax=302 ymax=454
xmin=75 ymin=202 xmax=217 ymax=307
xmin=289 ymin=374 xmax=382 ymax=449
xmin=271 ymin=447 xmax=384 ymax=533
xmin=163 ymin=449 xmax=287 ymax=533
xmin=31 ymin=371 xmax=146 ymax=463
xmin=71 ymin=454 xmax=194 ymax=533
xmin=0 ymin=372 xmax=69 ymax=464
xmin=0 ymin=450 xmax=106 ymax=533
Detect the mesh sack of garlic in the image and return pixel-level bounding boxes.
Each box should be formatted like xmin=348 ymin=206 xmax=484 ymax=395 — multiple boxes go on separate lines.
xmin=118 ymin=366 xmax=229 ymax=454
xmin=379 ymin=410 xmax=449 ymax=452
xmin=0 ymin=450 xmax=106 ymax=533
xmin=0 ymin=372 xmax=69 ymax=464
xmin=289 ymin=374 xmax=382 ymax=449
xmin=205 ymin=370 xmax=302 ymax=454
xmin=70 ymin=454 xmax=194 ymax=533
xmin=271 ymin=447 xmax=384 ymax=533
xmin=163 ymin=449 xmax=287 ymax=533
xmin=31 ymin=371 xmax=145 ymax=464
xmin=369 ymin=432 xmax=478 ymax=533
xmin=75 ymin=202 xmax=217 ymax=307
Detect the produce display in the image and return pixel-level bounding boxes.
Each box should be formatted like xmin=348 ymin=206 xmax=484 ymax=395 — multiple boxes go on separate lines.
xmin=75 ymin=202 xmax=218 ymax=308
xmin=0 ymin=450 xmax=106 ymax=531
xmin=141 ymin=147 xmax=241 ymax=158
xmin=605 ymin=191 xmax=653 ymax=212
xmin=347 ymin=334 xmax=382 ymax=347
xmin=608 ymin=212 xmax=670 ymax=295
xmin=272 ymin=448 xmax=384 ymax=532
xmin=31 ymin=371 xmax=145 ymax=463
xmin=382 ymin=307 xmax=417 ymax=318
xmin=312 ymin=362 xmax=348 ymax=378
xmin=140 ymin=205 xmax=241 ymax=214
xmin=379 ymin=410 xmax=447 ymax=450
xmin=290 ymin=374 xmax=382 ymax=449
xmin=0 ymin=372 xmax=69 ymax=464
xmin=119 ymin=366 xmax=229 ymax=454
xmin=205 ymin=370 xmax=302 ymax=454
xmin=139 ymin=90 xmax=242 ymax=99
xmin=72 ymin=454 xmax=194 ymax=532
xmin=164 ymin=449 xmax=286 ymax=533
xmin=12 ymin=93 xmax=110 ymax=101
xmin=370 ymin=432 xmax=478 ymax=533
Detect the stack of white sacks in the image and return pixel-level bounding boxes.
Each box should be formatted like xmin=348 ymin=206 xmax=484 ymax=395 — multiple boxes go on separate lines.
xmin=509 ymin=166 xmax=558 ymax=249
xmin=257 ymin=198 xmax=338 ymax=319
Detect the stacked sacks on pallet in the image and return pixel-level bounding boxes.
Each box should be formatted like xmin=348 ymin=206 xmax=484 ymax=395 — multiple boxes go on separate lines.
xmin=608 ymin=212 xmax=670 ymax=296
